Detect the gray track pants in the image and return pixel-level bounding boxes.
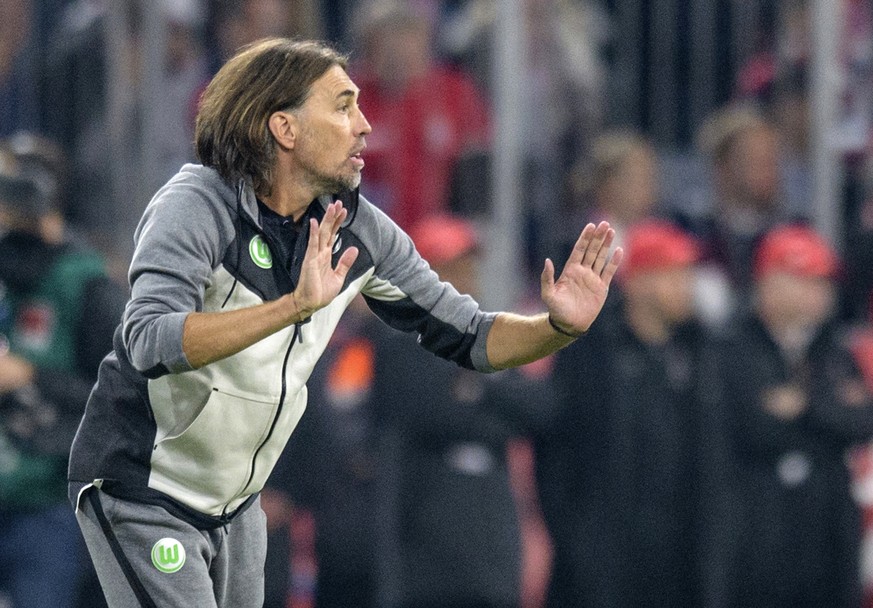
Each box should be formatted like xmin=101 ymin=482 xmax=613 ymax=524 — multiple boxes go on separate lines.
xmin=75 ymin=488 xmax=267 ymax=608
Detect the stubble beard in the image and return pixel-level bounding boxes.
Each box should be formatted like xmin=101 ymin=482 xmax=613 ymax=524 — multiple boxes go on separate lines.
xmin=307 ymin=171 xmax=360 ymax=197
xmin=298 ymin=129 xmax=363 ymax=195
xmin=335 ymin=169 xmax=362 ymax=193
xmin=301 ymin=153 xmax=361 ymax=194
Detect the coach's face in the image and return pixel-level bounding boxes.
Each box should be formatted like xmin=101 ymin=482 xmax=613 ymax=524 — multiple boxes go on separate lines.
xmin=290 ymin=64 xmax=372 ymax=194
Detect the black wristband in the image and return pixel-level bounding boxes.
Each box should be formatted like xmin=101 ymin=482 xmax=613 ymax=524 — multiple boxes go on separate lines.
xmin=548 ymin=314 xmax=584 ymax=339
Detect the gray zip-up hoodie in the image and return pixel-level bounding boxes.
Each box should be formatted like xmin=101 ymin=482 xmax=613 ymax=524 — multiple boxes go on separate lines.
xmin=68 ymin=164 xmax=497 ymax=523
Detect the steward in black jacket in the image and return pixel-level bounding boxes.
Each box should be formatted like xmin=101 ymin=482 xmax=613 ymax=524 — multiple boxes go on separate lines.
xmin=537 ymin=221 xmax=709 ymax=607
xmin=703 ymin=225 xmax=873 ymax=608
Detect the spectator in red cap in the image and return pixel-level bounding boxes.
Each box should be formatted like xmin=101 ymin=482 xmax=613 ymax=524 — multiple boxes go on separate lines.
xmin=704 ymin=223 xmax=873 ymax=608
xmin=407 ymin=214 xmax=481 ymax=297
xmin=753 ymin=224 xmax=841 ymax=361
xmin=537 ymin=220 xmax=711 ymax=607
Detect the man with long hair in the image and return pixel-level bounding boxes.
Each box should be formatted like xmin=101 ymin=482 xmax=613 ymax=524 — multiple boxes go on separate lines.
xmin=68 ymin=39 xmax=621 ymax=607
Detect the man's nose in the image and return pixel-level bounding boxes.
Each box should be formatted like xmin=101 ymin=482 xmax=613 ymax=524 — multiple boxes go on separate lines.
xmin=357 ymin=109 xmax=373 ymax=135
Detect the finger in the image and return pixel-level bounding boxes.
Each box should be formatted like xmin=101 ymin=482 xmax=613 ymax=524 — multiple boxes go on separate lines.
xmin=581 ymin=221 xmax=611 ymax=268
xmin=541 ymin=258 xmax=556 ymax=300
xmin=600 ymin=247 xmax=624 ymax=287
xmin=332 ymin=206 xmax=349 ymax=237
xmin=326 ymin=200 xmax=347 ymax=236
xmin=591 ymin=227 xmax=616 ymax=276
xmin=334 ymin=246 xmax=359 ymax=280
xmin=318 ymin=201 xmax=341 ymax=247
xmin=565 ymin=223 xmax=596 ymax=267
xmin=325 ymin=204 xmax=348 ymax=258
xmin=305 ymin=217 xmax=320 ymax=257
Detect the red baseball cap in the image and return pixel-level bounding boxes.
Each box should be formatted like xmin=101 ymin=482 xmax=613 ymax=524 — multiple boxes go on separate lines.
xmin=621 ymin=220 xmax=700 ymax=278
xmin=753 ymin=224 xmax=839 ymax=280
xmin=408 ymin=214 xmax=479 ymax=266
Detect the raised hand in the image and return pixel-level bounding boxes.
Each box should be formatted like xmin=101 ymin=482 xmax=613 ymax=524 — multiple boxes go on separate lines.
xmin=291 ymin=201 xmax=359 ymax=320
xmin=541 ymin=221 xmax=623 ymax=337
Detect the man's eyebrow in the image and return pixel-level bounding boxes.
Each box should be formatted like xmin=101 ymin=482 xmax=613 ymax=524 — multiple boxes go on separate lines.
xmin=335 ymin=88 xmax=358 ymax=101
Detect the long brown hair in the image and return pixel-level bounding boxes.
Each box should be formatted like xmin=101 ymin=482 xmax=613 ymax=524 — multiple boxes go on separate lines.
xmin=194 ymin=38 xmax=348 ymax=196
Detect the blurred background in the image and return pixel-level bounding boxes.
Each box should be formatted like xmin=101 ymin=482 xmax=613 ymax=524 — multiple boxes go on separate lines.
xmin=4 ymin=1 xmax=873 ymax=607
xmin=4 ymin=0 xmax=868 ymax=305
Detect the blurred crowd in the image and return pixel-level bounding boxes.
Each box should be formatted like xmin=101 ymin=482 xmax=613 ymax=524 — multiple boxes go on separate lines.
xmin=3 ymin=0 xmax=873 ymax=607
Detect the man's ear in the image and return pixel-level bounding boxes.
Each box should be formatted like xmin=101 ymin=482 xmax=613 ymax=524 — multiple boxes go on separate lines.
xmin=268 ymin=111 xmax=297 ymax=151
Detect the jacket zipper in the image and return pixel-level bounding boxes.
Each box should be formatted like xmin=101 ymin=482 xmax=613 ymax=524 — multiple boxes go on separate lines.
xmin=238 ymin=322 xmax=299 ymax=499
xmin=223 ymin=218 xmax=304 ymax=512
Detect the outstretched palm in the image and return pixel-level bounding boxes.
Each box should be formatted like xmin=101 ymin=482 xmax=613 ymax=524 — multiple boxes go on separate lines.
xmin=541 ymin=221 xmax=623 ymax=335
xmin=294 ymin=201 xmax=359 ymax=318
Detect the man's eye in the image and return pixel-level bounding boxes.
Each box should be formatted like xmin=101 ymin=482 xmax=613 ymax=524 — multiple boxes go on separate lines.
xmin=338 ymin=104 xmax=350 ymax=113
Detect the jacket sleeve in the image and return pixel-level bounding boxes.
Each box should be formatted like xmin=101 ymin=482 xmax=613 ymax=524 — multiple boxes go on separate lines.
xmin=355 ymin=197 xmax=497 ymax=373
xmin=122 ymin=181 xmax=230 ymax=377
xmin=370 ymin=322 xmax=521 ymax=443
xmin=33 ymin=274 xmax=128 ymax=413
xmin=805 ymin=343 xmax=873 ymax=445
xmin=717 ymin=334 xmax=808 ymax=458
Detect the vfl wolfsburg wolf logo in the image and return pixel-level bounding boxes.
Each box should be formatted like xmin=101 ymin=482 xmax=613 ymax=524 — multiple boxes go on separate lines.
xmin=249 ymin=235 xmax=273 ymax=269
xmin=151 ymin=538 xmax=186 ymax=573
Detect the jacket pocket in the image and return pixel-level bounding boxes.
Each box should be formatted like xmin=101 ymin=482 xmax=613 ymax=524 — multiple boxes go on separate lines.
xmin=149 ymin=387 xmax=277 ymax=511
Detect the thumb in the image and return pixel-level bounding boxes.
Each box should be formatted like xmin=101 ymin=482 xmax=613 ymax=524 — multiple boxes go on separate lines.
xmin=541 ymin=258 xmax=555 ymax=299
xmin=334 ymin=246 xmax=359 ymax=280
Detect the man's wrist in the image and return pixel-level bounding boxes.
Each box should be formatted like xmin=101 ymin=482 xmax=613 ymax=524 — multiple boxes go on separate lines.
xmin=290 ymin=291 xmax=317 ymax=323
xmin=290 ymin=292 xmax=305 ymax=323
xmin=548 ymin=314 xmax=585 ymax=339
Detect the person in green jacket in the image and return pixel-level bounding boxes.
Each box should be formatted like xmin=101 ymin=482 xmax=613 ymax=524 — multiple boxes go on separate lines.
xmin=0 ymin=134 xmax=126 ymax=608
